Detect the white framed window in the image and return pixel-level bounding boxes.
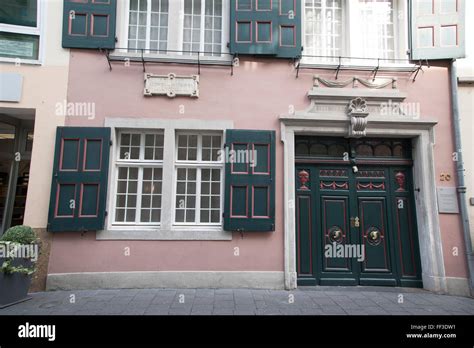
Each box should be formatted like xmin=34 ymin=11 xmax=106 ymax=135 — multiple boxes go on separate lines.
xmin=116 ymin=0 xmax=230 ymax=59
xmin=304 ymin=0 xmax=344 ymax=62
xmin=127 ymin=0 xmax=169 ymax=52
xmin=112 ymin=131 xmax=164 ymax=225
xmin=103 ymin=120 xmax=232 ymax=240
xmin=0 ymin=0 xmax=43 ymax=63
xmin=173 ymin=133 xmax=223 ymax=226
xmin=303 ymin=0 xmax=408 ymax=64
xmin=182 ymin=0 xmax=224 ymax=56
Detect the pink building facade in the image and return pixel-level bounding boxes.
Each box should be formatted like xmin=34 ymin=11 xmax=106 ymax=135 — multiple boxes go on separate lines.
xmin=40 ymin=0 xmax=472 ymax=296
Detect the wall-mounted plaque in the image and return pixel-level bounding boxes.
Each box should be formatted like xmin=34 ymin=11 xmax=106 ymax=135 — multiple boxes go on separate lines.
xmin=144 ymin=73 xmax=199 ymax=98
xmin=437 ymin=187 xmax=460 ymax=214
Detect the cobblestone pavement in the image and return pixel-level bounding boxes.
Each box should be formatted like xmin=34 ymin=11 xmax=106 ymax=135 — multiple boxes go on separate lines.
xmin=1 ymin=286 xmax=473 ymax=315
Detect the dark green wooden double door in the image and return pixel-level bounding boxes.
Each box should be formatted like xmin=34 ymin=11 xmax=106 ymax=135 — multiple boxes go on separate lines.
xmin=296 ymin=164 xmax=422 ymax=287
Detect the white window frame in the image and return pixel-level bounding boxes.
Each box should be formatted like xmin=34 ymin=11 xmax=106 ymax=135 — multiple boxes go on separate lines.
xmin=111 ymin=130 xmax=164 ymax=227
xmin=302 ymin=0 xmax=411 ymax=68
xmin=0 ymin=0 xmax=44 ymax=64
xmin=303 ymin=0 xmax=347 ymax=63
xmin=114 ymin=0 xmax=231 ymax=62
xmin=99 ymin=118 xmax=233 ymax=241
xmin=172 ymin=131 xmax=224 ymax=227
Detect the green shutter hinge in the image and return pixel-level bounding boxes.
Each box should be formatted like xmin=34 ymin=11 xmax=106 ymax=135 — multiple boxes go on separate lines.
xmin=271 ymin=224 xmax=275 ymax=230
xmin=109 ymin=140 xmax=113 ymax=146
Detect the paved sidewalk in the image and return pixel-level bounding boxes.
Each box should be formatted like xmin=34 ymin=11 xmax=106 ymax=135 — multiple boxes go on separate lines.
xmin=1 ymin=286 xmax=473 ymax=315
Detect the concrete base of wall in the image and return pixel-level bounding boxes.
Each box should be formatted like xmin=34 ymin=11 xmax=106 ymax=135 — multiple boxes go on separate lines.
xmin=30 ymin=228 xmax=52 ymax=292
xmin=445 ymin=277 xmax=472 ymax=297
xmin=46 ymin=271 xmax=285 ymax=290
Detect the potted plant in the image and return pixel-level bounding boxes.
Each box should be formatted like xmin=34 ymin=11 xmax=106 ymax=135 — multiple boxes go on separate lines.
xmin=0 ymin=225 xmax=39 ymax=308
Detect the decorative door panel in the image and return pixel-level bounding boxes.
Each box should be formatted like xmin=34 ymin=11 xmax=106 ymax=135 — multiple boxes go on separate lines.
xmin=358 ymin=197 xmax=391 ymax=273
xmin=390 ymin=168 xmax=423 ymax=287
xmin=296 ymin=195 xmax=313 ymax=276
xmin=295 ymin=167 xmax=316 ymax=284
xmin=321 ymin=196 xmax=352 ymax=272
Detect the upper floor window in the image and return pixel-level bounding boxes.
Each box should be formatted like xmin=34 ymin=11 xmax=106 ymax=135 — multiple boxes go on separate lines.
xmin=303 ymin=0 xmax=407 ymax=63
xmin=119 ymin=0 xmax=228 ymax=58
xmin=0 ymin=0 xmax=41 ymax=61
xmin=127 ymin=0 xmax=169 ymax=53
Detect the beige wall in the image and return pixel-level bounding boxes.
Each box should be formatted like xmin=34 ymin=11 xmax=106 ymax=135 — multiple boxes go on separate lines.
xmin=0 ymin=0 xmax=69 ymax=228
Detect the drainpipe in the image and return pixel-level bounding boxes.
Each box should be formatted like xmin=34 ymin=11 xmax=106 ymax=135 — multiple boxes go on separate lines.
xmin=449 ymin=59 xmax=474 ymax=297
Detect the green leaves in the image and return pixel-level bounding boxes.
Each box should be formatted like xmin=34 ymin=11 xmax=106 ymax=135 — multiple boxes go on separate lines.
xmin=0 ymin=225 xmax=38 ymax=275
xmin=1 ymin=259 xmax=36 ymax=276
xmin=1 ymin=225 xmax=38 ymax=245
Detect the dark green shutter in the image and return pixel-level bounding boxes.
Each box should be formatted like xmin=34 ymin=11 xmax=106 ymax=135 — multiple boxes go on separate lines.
xmin=48 ymin=127 xmax=111 ymax=232
xmin=224 ymin=130 xmax=275 ymax=232
xmin=230 ymin=0 xmax=301 ymax=58
xmin=409 ymin=0 xmax=465 ymax=60
xmin=62 ymin=0 xmax=117 ymax=49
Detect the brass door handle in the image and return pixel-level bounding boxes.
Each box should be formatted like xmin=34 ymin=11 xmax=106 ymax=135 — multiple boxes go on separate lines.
xmin=350 ymin=217 xmax=360 ymax=228
xmin=369 ymin=230 xmax=380 ymax=240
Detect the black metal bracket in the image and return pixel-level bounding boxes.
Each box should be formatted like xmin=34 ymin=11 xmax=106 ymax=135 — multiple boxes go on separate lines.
xmin=295 ymin=58 xmax=301 ymax=78
xmin=412 ymin=60 xmax=424 ymax=82
xmin=231 ymin=53 xmax=238 ymax=76
xmin=197 ymin=52 xmax=201 ymax=75
xmin=372 ymin=58 xmax=380 ymax=81
xmin=101 ymin=48 xmax=112 ymax=71
xmin=141 ymin=49 xmax=146 ymax=73
xmin=335 ymin=56 xmax=342 ymax=80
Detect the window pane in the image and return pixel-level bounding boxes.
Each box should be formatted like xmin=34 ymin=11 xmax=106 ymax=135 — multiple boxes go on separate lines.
xmin=115 ymin=167 xmax=139 ymax=222
xmin=140 ymin=167 xmax=162 ymax=223
xmin=303 ymin=0 xmax=342 ymax=63
xmin=119 ymin=133 xmax=141 ymax=160
xmin=144 ymin=133 xmax=164 ymax=160
xmin=0 ymin=32 xmax=39 ymax=60
xmin=201 ymin=135 xmax=221 ymax=162
xmin=175 ymin=167 xmax=197 ymax=223
xmin=199 ymin=168 xmax=221 ymax=224
xmin=204 ymin=0 xmax=223 ymax=56
xmin=357 ymin=0 xmax=395 ymax=59
xmin=128 ymin=0 xmax=169 ymax=53
xmin=0 ymin=0 xmax=37 ymax=27
xmin=177 ymin=134 xmax=198 ymax=161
